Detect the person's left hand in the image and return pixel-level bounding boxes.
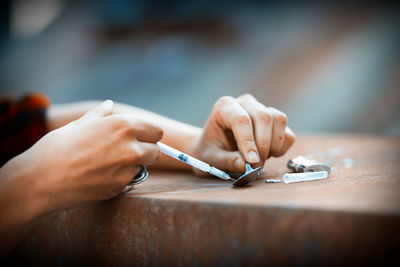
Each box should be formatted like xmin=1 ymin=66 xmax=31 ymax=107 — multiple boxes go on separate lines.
xmin=191 ymin=94 xmax=295 ymax=174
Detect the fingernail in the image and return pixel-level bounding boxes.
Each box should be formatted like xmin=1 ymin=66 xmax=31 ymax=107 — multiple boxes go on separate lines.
xmin=101 ymin=100 xmax=113 ymax=109
xmin=234 ymin=158 xmax=243 ymax=170
xmin=247 ymin=151 xmax=260 ymax=163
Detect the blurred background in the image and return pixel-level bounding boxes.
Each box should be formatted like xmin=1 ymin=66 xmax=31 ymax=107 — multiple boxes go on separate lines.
xmin=0 ymin=0 xmax=399 ymax=134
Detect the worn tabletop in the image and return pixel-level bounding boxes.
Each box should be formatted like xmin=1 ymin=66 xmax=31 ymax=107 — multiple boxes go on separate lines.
xmin=8 ymin=135 xmax=400 ymax=265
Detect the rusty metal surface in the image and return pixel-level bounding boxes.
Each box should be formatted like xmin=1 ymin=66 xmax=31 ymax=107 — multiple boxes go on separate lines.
xmin=6 ymin=135 xmax=400 ymax=265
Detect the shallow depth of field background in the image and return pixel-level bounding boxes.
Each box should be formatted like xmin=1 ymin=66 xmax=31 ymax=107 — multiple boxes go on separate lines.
xmin=1 ymin=0 xmax=399 ymax=134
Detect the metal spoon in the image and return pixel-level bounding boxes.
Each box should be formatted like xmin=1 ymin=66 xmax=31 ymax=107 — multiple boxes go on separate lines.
xmin=232 ymin=163 xmax=262 ymax=186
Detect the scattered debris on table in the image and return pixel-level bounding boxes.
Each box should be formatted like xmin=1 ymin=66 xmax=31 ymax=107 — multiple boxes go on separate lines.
xmin=342 ymin=158 xmax=354 ymax=168
xmin=265 ymin=179 xmax=283 ymax=183
xmin=265 ymin=155 xmax=331 ymax=184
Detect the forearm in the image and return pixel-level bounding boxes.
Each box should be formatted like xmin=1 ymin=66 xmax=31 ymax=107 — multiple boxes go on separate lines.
xmin=46 ymin=101 xmax=202 ymax=170
xmin=0 ymin=154 xmax=45 ymax=256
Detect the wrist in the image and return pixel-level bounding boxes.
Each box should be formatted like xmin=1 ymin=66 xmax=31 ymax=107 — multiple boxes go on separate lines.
xmin=0 ymin=152 xmax=50 ymax=223
xmin=184 ymin=127 xmax=203 ymax=156
xmin=185 ymin=130 xmax=209 ymax=175
xmin=0 ymin=151 xmax=52 ymax=254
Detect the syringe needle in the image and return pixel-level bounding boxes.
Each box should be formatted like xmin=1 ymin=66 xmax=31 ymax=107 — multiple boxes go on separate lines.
xmin=157 ymin=142 xmax=233 ymax=181
xmin=209 ymin=166 xmax=234 ymax=181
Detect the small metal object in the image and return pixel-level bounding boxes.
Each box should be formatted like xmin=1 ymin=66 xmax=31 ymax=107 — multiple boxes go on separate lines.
xmin=287 ymin=156 xmax=331 ymax=174
xmin=129 ymin=165 xmax=149 ymax=186
xmin=265 ymin=179 xmax=283 ymax=183
xmin=121 ymin=165 xmax=149 ymax=193
xmin=232 ymin=163 xmax=262 ymax=186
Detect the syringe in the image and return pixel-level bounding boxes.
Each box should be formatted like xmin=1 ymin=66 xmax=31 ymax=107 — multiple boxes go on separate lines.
xmin=158 ymin=142 xmax=234 ymax=181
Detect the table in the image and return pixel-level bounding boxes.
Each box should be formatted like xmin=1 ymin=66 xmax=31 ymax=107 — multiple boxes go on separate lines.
xmin=7 ymin=135 xmax=400 ymax=265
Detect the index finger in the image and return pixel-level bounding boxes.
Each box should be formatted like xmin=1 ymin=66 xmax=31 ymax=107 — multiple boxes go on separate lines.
xmin=274 ymin=126 xmax=296 ymax=157
xmin=215 ymin=96 xmax=260 ymax=164
xmin=103 ymin=114 xmax=164 ymax=143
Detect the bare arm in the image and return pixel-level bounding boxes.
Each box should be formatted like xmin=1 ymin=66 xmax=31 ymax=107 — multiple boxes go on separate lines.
xmin=0 ymin=101 xmax=163 ymax=255
xmin=46 ymin=101 xmax=201 ymax=170
xmin=46 ymin=97 xmax=296 ymax=172
xmin=0 ymin=154 xmax=45 ymax=255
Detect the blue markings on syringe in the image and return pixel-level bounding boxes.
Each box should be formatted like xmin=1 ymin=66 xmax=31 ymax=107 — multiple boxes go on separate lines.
xmin=178 ymin=153 xmax=188 ymax=163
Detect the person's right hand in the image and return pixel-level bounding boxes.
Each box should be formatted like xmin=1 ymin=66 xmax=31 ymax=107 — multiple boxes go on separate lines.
xmin=20 ymin=100 xmax=163 ymax=215
xmin=190 ymin=94 xmax=295 ymax=174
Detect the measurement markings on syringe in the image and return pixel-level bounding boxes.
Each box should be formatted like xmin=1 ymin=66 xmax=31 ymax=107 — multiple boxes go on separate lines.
xmin=178 ymin=153 xmax=188 ymax=163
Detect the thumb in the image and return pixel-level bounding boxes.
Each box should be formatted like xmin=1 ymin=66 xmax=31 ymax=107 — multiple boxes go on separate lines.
xmin=205 ymin=149 xmax=246 ymax=173
xmin=76 ymin=100 xmax=114 ymax=124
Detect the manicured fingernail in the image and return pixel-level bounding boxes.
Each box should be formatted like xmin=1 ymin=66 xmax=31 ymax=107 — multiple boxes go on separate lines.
xmin=234 ymin=158 xmax=243 ymax=170
xmin=247 ymin=151 xmax=260 ymax=163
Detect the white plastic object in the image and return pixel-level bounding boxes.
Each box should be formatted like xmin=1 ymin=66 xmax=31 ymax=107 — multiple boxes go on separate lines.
xmin=158 ymin=142 xmax=232 ymax=181
xmin=283 ymin=171 xmax=328 ymax=184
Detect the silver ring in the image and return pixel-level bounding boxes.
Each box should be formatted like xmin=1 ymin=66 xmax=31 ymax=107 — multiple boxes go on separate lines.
xmin=128 ymin=165 xmax=148 ymax=186
xmin=121 ymin=165 xmax=148 ymax=193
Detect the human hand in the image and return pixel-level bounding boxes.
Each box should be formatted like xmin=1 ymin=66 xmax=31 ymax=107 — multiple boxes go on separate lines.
xmin=191 ymin=94 xmax=295 ymax=174
xmin=21 ymin=100 xmax=163 ymax=214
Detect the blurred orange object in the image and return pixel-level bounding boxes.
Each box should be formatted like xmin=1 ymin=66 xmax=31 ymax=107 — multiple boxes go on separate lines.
xmin=0 ymin=93 xmax=50 ymax=166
